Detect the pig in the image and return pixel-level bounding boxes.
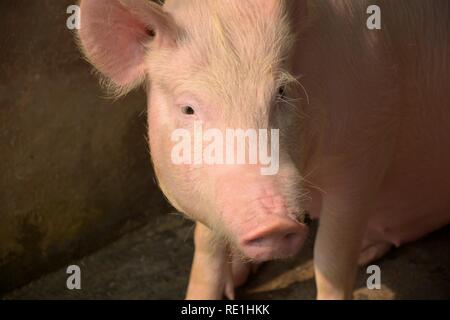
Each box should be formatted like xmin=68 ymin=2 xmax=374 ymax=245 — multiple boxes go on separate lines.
xmin=77 ymin=0 xmax=450 ymax=299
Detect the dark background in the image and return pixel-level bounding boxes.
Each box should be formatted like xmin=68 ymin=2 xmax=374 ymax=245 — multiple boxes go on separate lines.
xmin=0 ymin=0 xmax=175 ymax=295
xmin=1 ymin=0 xmax=450 ymax=300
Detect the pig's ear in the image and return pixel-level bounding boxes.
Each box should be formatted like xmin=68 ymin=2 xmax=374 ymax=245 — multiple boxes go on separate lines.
xmin=77 ymin=0 xmax=177 ymax=96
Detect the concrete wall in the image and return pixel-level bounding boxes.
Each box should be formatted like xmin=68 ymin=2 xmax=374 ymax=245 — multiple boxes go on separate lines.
xmin=0 ymin=0 xmax=170 ymax=294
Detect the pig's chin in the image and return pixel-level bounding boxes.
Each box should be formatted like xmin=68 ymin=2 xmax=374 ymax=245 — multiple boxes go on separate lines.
xmin=234 ymin=218 xmax=309 ymax=263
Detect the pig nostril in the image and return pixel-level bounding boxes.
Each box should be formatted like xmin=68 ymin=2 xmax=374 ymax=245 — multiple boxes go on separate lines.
xmin=281 ymin=232 xmax=303 ymax=248
xmin=245 ymin=231 xmax=301 ymax=248
xmin=240 ymin=223 xmax=307 ymax=261
xmin=245 ymin=237 xmax=265 ymax=247
xmin=284 ymin=232 xmax=298 ymax=242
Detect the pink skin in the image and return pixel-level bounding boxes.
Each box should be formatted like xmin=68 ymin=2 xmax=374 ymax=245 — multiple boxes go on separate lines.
xmin=213 ymin=169 xmax=309 ymax=262
xmin=78 ymin=0 xmax=450 ymax=300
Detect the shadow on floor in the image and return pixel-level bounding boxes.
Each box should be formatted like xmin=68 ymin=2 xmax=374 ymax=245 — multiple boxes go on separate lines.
xmin=4 ymin=217 xmax=450 ymax=300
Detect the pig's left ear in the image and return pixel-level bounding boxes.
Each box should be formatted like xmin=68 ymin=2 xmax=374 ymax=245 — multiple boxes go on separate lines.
xmin=77 ymin=0 xmax=178 ymax=95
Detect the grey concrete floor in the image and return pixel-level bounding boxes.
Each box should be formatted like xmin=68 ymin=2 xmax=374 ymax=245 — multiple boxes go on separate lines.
xmin=4 ymin=215 xmax=450 ymax=300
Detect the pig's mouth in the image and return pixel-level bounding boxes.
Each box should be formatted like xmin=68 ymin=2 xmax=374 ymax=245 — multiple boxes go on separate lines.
xmin=235 ymin=210 xmax=311 ymax=262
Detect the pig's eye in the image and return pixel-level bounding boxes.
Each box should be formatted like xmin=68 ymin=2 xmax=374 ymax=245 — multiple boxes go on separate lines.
xmin=277 ymin=86 xmax=286 ymax=99
xmin=181 ymin=105 xmax=195 ymax=115
xmin=146 ymin=28 xmax=156 ymax=38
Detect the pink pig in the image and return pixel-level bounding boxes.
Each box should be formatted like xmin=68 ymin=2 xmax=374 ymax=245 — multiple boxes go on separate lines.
xmin=77 ymin=0 xmax=450 ymax=299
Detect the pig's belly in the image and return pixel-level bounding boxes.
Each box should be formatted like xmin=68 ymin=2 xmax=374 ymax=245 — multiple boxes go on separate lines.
xmin=366 ymin=111 xmax=450 ymax=247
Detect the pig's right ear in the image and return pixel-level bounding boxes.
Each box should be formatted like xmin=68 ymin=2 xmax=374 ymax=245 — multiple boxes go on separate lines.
xmin=77 ymin=0 xmax=177 ymax=95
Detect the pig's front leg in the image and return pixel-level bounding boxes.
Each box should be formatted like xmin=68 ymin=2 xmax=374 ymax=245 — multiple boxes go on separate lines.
xmin=186 ymin=222 xmax=230 ymax=299
xmin=314 ymin=194 xmax=372 ymax=299
xmin=313 ymin=153 xmax=391 ymax=299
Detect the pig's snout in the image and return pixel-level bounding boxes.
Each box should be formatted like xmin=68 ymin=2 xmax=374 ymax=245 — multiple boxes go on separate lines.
xmin=239 ymin=216 xmax=308 ymax=262
xmin=215 ymin=170 xmax=308 ymax=262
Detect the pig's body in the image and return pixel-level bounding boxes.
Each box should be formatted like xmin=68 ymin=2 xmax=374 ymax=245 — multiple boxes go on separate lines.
xmin=295 ymin=1 xmax=450 ymax=253
xmin=78 ymin=0 xmax=450 ymax=299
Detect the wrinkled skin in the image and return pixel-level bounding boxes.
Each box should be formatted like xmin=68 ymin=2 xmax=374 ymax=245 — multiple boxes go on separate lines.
xmin=78 ymin=0 xmax=450 ymax=299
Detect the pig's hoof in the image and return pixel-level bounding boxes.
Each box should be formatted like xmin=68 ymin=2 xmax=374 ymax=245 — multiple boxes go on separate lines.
xmin=358 ymin=241 xmax=392 ymax=265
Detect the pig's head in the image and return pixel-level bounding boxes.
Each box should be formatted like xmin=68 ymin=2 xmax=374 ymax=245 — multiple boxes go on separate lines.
xmin=78 ymin=0 xmax=311 ymax=262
